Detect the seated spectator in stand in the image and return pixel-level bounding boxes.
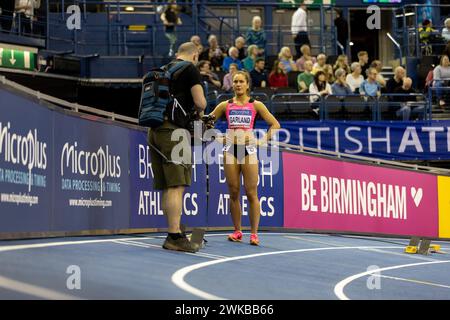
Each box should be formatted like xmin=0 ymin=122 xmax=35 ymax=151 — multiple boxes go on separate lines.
xmin=323 ymin=64 xmax=335 ymax=83
xmin=297 ymin=60 xmax=314 ymax=93
xmin=360 ymin=67 xmax=381 ymax=97
xmin=200 ymin=35 xmax=226 ymax=71
xmin=442 ymin=18 xmax=450 ymax=42
xmin=268 ymin=60 xmax=289 ymax=88
xmin=309 ymin=70 xmax=332 ymax=103
xmin=250 ymin=57 xmax=268 ymax=89
xmin=393 ymin=77 xmax=422 ymax=120
xmin=346 ymin=62 xmax=364 ymax=93
xmin=357 ymin=51 xmax=370 ymax=78
xmin=235 ymin=36 xmax=247 ymax=61
xmin=331 ymin=68 xmax=352 ymax=97
xmin=246 ymin=16 xmax=267 ymax=56
xmin=386 ymin=66 xmax=406 ymax=93
xmin=222 ymin=47 xmax=243 ymax=72
xmin=278 ymin=46 xmax=298 ymax=73
xmin=333 ymin=54 xmax=350 ymax=75
xmin=370 ymin=60 xmax=386 ymax=88
xmin=190 ymin=35 xmax=204 ymax=55
xmin=312 ymin=53 xmax=327 ymax=74
xmin=295 ymin=44 xmax=316 ymax=72
xmin=419 ymin=19 xmax=438 ymax=53
xmin=222 ymin=63 xmax=239 ymax=92
xmin=197 ymin=60 xmax=221 ymax=89
xmin=242 ymin=45 xmax=258 ymax=72
xmin=433 ymin=54 xmax=450 ymax=109
xmin=444 ymin=42 xmax=450 ymax=60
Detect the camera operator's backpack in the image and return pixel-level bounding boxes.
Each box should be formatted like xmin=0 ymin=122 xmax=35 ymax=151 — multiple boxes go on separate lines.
xmin=138 ymin=60 xmax=191 ymax=128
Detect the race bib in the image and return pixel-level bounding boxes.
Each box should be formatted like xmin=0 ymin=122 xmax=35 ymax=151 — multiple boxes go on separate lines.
xmin=228 ymin=109 xmax=253 ymax=129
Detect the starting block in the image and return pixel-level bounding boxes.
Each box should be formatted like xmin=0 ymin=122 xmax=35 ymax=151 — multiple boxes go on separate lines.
xmin=404 ymin=237 xmax=443 ymax=255
xmin=181 ymin=224 xmax=207 ymax=252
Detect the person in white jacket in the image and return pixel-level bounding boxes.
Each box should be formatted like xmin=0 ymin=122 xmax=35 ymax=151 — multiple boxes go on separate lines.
xmin=15 ymin=0 xmax=40 ymax=35
xmin=442 ymin=18 xmax=450 ymax=42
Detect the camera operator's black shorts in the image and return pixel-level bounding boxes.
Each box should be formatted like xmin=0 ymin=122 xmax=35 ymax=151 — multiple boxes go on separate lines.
xmin=147 ymin=121 xmax=192 ymax=190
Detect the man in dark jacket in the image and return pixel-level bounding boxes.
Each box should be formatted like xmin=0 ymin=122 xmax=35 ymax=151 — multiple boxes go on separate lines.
xmin=0 ymin=0 xmax=15 ymax=32
xmin=334 ymin=9 xmax=348 ymax=55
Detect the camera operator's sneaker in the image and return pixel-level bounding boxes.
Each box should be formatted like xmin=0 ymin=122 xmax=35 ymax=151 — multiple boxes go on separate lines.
xmin=228 ymin=230 xmax=243 ymax=242
xmin=163 ymin=234 xmax=198 ymax=253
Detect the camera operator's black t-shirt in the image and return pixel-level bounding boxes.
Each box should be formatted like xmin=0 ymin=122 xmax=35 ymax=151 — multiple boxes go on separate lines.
xmin=170 ymin=59 xmax=202 ymax=114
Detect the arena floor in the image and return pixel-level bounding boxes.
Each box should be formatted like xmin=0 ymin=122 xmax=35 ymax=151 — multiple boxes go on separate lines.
xmin=0 ymin=232 xmax=449 ymax=300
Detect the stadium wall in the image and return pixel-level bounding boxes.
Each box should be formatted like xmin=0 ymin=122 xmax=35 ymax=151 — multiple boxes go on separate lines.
xmin=0 ymin=83 xmax=449 ymax=240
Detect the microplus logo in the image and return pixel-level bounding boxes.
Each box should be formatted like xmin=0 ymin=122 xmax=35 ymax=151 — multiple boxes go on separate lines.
xmin=60 ymin=142 xmax=121 ymax=183
xmin=0 ymin=122 xmax=48 ymax=190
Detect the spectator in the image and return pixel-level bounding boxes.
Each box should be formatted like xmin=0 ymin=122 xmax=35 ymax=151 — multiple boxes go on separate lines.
xmin=235 ymin=36 xmax=246 ymax=61
xmin=333 ymin=55 xmax=350 ymax=75
xmin=295 ymin=44 xmax=317 ymax=72
xmin=250 ymin=57 xmax=268 ymax=89
xmin=323 ymin=64 xmax=335 ymax=83
xmin=386 ymin=66 xmax=406 ymax=93
xmin=312 ymin=53 xmax=327 ymax=74
xmin=190 ymin=35 xmax=203 ymax=55
xmin=433 ymin=54 xmax=450 ymax=108
xmin=222 ymin=63 xmax=239 ymax=92
xmin=360 ymin=67 xmax=381 ymax=97
xmin=197 ymin=60 xmax=221 ymax=89
xmin=442 ymin=18 xmax=450 ymax=42
xmin=15 ymin=0 xmax=40 ymax=35
xmin=33 ymin=0 xmax=46 ymax=37
xmin=245 ymin=16 xmax=267 ymax=56
xmin=393 ymin=77 xmax=422 ymax=120
xmin=358 ymin=51 xmax=370 ymax=78
xmin=346 ymin=62 xmax=364 ymax=93
xmin=419 ymin=19 xmax=438 ymax=55
xmin=334 ymin=9 xmax=348 ymax=55
xmin=444 ymin=42 xmax=450 ymax=59
xmin=309 ymin=70 xmax=332 ymax=103
xmin=222 ymin=47 xmax=243 ymax=72
xmin=291 ymin=0 xmax=310 ymax=59
xmin=268 ymin=60 xmax=288 ymax=88
xmin=242 ymin=45 xmax=258 ymax=72
xmin=0 ymin=0 xmax=15 ymax=32
xmin=370 ymin=60 xmax=386 ymax=88
xmin=331 ymin=68 xmax=353 ymax=96
xmin=297 ymin=60 xmax=314 ymax=93
xmin=278 ymin=46 xmax=298 ymax=73
xmin=160 ymin=0 xmax=182 ymax=57
xmin=200 ymin=35 xmax=226 ymax=71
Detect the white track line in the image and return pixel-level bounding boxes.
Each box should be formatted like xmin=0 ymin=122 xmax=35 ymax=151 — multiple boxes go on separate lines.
xmin=113 ymin=240 xmax=227 ymax=260
xmin=0 ymin=237 xmax=156 ymax=253
xmin=285 ymin=236 xmax=437 ymax=262
xmin=171 ymin=245 xmax=402 ymax=300
xmin=334 ymin=260 xmax=450 ymax=300
xmin=374 ymin=274 xmax=450 ymax=290
xmin=0 ymin=275 xmax=82 ymax=300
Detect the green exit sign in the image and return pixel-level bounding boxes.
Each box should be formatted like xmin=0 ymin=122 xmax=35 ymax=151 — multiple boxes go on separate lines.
xmin=0 ymin=48 xmax=35 ymax=71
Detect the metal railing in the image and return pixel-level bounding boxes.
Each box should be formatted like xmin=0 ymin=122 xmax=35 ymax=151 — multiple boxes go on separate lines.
xmin=0 ymin=75 xmax=138 ymax=124
xmin=394 ymin=4 xmax=450 ymax=59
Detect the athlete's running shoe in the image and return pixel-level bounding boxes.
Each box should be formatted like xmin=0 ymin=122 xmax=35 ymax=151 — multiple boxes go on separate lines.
xmin=228 ymin=230 xmax=243 ymax=242
xmin=250 ymin=234 xmax=260 ymax=246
